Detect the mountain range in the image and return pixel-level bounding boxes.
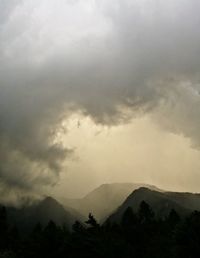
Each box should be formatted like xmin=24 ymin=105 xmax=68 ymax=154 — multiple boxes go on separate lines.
xmin=107 ymin=187 xmax=200 ymax=223
xmin=6 ymin=196 xmax=83 ymax=234
xmin=3 ymin=183 xmax=200 ymax=233
xmin=62 ymin=183 xmax=160 ymax=221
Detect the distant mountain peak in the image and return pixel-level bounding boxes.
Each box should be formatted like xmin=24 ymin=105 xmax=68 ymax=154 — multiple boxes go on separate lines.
xmin=106 ymin=186 xmax=200 ymax=224
xmin=63 ymin=182 xmax=162 ymax=221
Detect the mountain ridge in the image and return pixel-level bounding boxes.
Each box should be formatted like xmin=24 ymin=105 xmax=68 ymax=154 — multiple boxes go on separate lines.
xmin=5 ymin=196 xmax=82 ymax=234
xmin=61 ymin=182 xmax=163 ymax=221
xmin=106 ymin=187 xmax=200 ymax=223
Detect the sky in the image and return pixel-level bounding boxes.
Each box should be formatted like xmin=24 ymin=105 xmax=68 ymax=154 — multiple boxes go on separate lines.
xmin=1 ymin=0 xmax=200 ymax=202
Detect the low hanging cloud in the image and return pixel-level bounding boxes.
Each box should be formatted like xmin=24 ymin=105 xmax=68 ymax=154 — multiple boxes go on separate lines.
xmin=0 ymin=0 xmax=200 ymax=197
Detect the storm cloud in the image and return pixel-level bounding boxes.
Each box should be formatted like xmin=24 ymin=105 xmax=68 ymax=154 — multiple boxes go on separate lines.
xmin=0 ymin=0 xmax=200 ymax=198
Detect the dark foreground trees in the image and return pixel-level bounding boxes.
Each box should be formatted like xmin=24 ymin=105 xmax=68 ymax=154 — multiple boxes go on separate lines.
xmin=0 ymin=202 xmax=200 ymax=258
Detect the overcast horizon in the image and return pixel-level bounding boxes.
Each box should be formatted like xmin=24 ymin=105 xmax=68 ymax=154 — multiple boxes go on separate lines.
xmin=1 ymin=0 xmax=200 ymax=202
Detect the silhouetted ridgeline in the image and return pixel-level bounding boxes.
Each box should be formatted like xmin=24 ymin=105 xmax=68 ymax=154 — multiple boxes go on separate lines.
xmin=1 ymin=187 xmax=200 ymax=257
xmin=106 ymin=187 xmax=199 ymax=223
xmin=6 ymin=196 xmax=83 ymax=235
xmin=62 ymin=183 xmax=162 ymax=221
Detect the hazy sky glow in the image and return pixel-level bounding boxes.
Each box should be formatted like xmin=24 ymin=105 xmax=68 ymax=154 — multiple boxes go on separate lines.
xmin=1 ymin=0 xmax=200 ymax=201
xmin=53 ymin=115 xmax=200 ymax=198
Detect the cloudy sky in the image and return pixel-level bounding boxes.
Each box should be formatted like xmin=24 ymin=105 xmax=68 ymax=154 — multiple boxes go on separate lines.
xmin=1 ymin=0 xmax=200 ymax=201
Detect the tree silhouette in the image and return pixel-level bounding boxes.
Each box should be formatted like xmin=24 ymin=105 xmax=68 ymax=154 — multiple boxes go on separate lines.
xmin=167 ymin=209 xmax=180 ymax=227
xmin=138 ymin=201 xmax=154 ymax=223
xmin=85 ymin=213 xmax=100 ymax=229
xmin=121 ymin=207 xmax=137 ymax=228
xmin=0 ymin=207 xmax=8 ymax=250
xmin=0 ymin=201 xmax=198 ymax=258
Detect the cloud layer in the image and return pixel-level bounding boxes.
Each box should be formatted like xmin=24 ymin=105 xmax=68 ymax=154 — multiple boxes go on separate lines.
xmin=0 ymin=0 xmax=200 ymax=198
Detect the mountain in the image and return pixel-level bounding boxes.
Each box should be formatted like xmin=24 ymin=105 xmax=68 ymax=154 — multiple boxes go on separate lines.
xmin=62 ymin=183 xmax=161 ymax=221
xmin=6 ymin=196 xmax=82 ymax=233
xmin=107 ymin=187 xmax=200 ymax=223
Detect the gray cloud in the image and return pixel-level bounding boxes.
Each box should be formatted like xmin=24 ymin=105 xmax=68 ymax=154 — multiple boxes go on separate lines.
xmin=0 ymin=0 xmax=200 ymax=197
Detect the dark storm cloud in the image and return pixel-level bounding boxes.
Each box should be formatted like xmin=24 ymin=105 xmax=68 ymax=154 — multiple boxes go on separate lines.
xmin=0 ymin=0 xmax=200 ymax=196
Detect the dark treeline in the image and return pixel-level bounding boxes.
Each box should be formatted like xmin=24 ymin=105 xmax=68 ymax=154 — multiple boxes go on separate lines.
xmin=0 ymin=201 xmax=200 ymax=258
